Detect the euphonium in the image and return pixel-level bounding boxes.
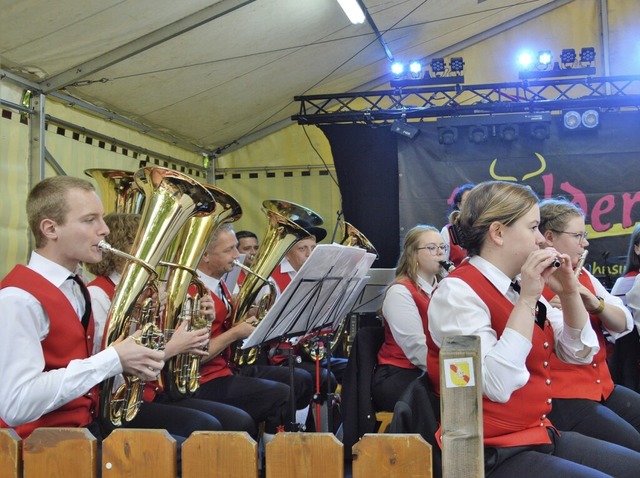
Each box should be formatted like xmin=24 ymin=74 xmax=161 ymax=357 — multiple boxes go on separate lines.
xmin=231 ymin=200 xmax=320 ymax=365
xmin=160 ymin=184 xmax=242 ymax=400
xmin=99 ymin=167 xmax=215 ymax=427
xmin=84 ymin=168 xmax=142 ymax=214
xmin=339 ymin=220 xmax=378 ymax=257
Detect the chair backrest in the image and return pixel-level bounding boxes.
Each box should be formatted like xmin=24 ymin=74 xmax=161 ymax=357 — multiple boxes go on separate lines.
xmin=341 ymin=325 xmax=385 ymax=459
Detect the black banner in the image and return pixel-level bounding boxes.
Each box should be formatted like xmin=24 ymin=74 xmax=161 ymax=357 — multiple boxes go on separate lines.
xmin=398 ymin=110 xmax=640 ymax=287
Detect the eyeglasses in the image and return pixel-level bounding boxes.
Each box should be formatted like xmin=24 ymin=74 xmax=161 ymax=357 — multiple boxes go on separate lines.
xmin=550 ymin=229 xmax=588 ymax=244
xmin=417 ymin=244 xmax=449 ymax=255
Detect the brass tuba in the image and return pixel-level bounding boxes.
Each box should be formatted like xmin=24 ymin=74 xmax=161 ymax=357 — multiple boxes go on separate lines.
xmin=160 ymin=184 xmax=242 ymax=400
xmin=99 ymin=167 xmax=216 ymax=427
xmin=231 ymin=199 xmax=321 ymax=365
xmin=84 ymin=168 xmax=143 ymax=214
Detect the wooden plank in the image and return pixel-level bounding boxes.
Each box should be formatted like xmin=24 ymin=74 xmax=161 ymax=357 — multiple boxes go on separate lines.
xmin=439 ymin=335 xmax=484 ymax=478
xmin=0 ymin=429 xmax=22 ymax=478
xmin=182 ymin=431 xmax=257 ymax=478
xmin=266 ymin=433 xmax=343 ymax=478
xmin=102 ymin=428 xmax=176 ymax=478
xmin=352 ymin=433 xmax=432 ymax=478
xmin=23 ymin=428 xmax=97 ymax=478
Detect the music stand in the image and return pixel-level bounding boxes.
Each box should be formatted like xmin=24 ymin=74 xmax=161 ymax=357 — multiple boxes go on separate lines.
xmin=350 ymin=268 xmax=396 ymax=314
xmin=243 ymin=244 xmax=376 ymax=430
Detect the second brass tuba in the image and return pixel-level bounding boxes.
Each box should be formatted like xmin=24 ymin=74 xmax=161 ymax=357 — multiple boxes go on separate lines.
xmin=231 ymin=200 xmax=321 ymax=365
xmin=160 ymin=184 xmax=242 ymax=400
xmin=99 ymin=167 xmax=216 ymax=427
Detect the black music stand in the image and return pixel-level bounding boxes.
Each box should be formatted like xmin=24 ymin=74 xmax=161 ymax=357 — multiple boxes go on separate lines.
xmin=243 ymin=244 xmax=376 ymax=431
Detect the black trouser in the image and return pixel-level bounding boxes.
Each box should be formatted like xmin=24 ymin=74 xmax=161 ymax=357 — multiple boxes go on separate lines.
xmin=485 ymin=429 xmax=640 ymax=477
xmin=371 ymin=364 xmax=422 ymax=412
xmin=196 ymin=372 xmax=290 ymax=433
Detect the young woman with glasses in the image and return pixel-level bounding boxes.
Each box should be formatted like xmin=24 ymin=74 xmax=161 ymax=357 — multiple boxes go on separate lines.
xmin=538 ymin=198 xmax=640 ymax=452
xmin=372 ymin=225 xmax=449 ymax=411
xmin=426 ymin=181 xmax=640 ymax=477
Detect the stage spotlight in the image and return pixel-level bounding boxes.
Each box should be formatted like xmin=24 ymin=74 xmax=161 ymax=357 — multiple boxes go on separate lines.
xmin=498 ymin=124 xmax=519 ymax=142
xmin=438 ymin=126 xmax=458 ymax=145
xmin=580 ymin=47 xmax=596 ymax=65
xmin=563 ymin=111 xmax=582 ymax=130
xmin=560 ymin=48 xmax=576 ymax=66
xmin=518 ymin=51 xmax=534 ymax=68
xmin=530 ymin=123 xmax=550 ymax=140
xmin=468 ymin=125 xmax=489 ymax=144
xmin=450 ymin=57 xmax=465 ymax=73
xmin=391 ymin=61 xmax=405 ymax=77
xmin=582 ymin=109 xmax=599 ymax=128
xmin=408 ymin=61 xmax=423 ymax=78
xmin=430 ymin=58 xmax=446 ymax=74
xmin=538 ymin=50 xmax=552 ymax=66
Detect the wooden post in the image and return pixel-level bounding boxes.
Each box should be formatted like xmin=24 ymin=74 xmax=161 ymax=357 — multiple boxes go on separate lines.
xmin=102 ymin=429 xmax=176 ymax=478
xmin=23 ymin=428 xmax=97 ymax=478
xmin=439 ymin=335 xmax=484 ymax=478
xmin=0 ymin=429 xmax=22 ymax=478
xmin=182 ymin=431 xmax=258 ymax=478
xmin=266 ymin=432 xmax=343 ymax=478
xmin=352 ymin=434 xmax=432 ymax=478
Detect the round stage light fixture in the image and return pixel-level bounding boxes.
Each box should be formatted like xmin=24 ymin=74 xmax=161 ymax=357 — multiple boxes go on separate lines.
xmin=563 ymin=111 xmax=582 ymax=130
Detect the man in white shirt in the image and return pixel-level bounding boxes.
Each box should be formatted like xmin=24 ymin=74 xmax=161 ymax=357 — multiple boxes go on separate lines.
xmin=0 ymin=175 xmax=164 ymax=439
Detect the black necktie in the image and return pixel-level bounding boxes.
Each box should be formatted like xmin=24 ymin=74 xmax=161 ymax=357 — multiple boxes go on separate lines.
xmin=218 ymin=281 xmax=232 ymax=316
xmin=69 ymin=275 xmax=92 ymax=330
xmin=511 ymin=281 xmax=547 ymax=329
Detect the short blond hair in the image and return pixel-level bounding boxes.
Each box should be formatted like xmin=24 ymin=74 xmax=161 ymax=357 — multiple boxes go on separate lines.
xmin=27 ymin=176 xmax=96 ymax=248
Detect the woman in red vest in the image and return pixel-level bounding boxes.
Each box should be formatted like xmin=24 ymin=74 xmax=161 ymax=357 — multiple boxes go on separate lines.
xmin=610 ymin=224 xmax=640 ymax=391
xmin=372 ymin=225 xmax=447 ymax=411
xmin=426 ymin=181 xmax=640 ymax=477
xmin=440 ymin=183 xmax=475 ymax=267
xmin=538 ymin=199 xmax=640 ymax=451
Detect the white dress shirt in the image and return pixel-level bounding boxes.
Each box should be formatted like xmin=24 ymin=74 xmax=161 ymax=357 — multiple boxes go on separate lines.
xmin=428 ymin=255 xmax=599 ymax=403
xmin=582 ymin=269 xmax=633 ymax=340
xmin=381 ymin=275 xmax=435 ymax=371
xmin=0 ymin=252 xmax=122 ymax=426
xmin=626 ymin=275 xmax=640 ymax=334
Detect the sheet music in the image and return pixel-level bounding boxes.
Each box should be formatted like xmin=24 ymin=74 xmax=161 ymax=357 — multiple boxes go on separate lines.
xmin=242 ymin=244 xmax=375 ymax=349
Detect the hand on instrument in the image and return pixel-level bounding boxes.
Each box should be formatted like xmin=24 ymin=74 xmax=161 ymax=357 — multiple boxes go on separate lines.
xmin=233 ymin=318 xmax=258 ymax=340
xmin=199 ymin=294 xmax=216 ymax=320
xmin=164 ymin=321 xmax=210 ymax=359
xmin=113 ymin=337 xmax=165 ymax=381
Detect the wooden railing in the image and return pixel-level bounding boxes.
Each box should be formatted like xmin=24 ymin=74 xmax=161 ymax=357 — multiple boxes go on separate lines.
xmin=0 ymin=428 xmax=435 ymax=478
xmin=0 ymin=335 xmax=483 ymax=478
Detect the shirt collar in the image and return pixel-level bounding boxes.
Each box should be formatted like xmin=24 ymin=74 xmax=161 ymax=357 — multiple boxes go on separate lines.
xmin=196 ymin=269 xmax=221 ymax=297
xmin=417 ymin=274 xmax=436 ymax=296
xmin=280 ymin=257 xmax=296 ymax=275
xmin=468 ymin=255 xmax=514 ymax=295
xmin=28 ymin=251 xmax=76 ymax=288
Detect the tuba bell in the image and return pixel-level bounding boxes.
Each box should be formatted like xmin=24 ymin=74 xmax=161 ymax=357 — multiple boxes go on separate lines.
xmin=99 ymin=167 xmax=216 ymax=427
xmin=231 ymin=200 xmax=321 ymax=365
xmin=160 ymin=184 xmax=242 ymax=400
xmin=84 ymin=168 xmax=143 ymax=215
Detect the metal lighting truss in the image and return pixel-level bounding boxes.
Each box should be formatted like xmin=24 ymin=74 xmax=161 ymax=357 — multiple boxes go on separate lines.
xmin=292 ymin=75 xmax=640 ymax=125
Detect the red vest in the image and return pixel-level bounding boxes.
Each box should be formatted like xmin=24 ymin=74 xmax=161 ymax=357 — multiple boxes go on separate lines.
xmin=0 ymin=266 xmax=98 ymax=439
xmin=543 ymin=270 xmax=614 ymax=401
xmin=270 ymin=264 xmax=292 ymax=294
xmin=237 ymin=269 xmax=247 ymax=287
xmin=377 ymin=278 xmax=429 ymax=369
xmin=427 ymin=262 xmax=555 ymax=447
xmin=198 ymin=285 xmax=234 ymax=383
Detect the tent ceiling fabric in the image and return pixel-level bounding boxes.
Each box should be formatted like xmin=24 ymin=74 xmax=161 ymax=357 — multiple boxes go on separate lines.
xmin=1 ymin=0 xmax=558 ymax=156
